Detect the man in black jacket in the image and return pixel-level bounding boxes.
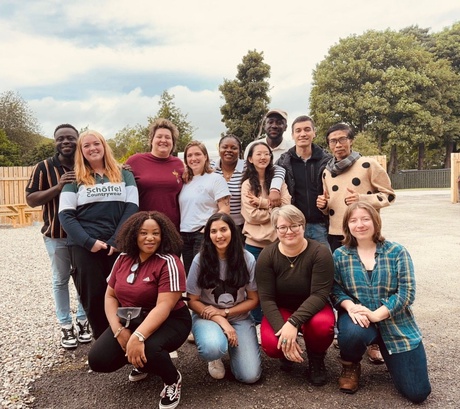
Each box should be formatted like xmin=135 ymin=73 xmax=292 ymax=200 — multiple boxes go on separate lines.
xmin=276 ymin=115 xmax=331 ymax=247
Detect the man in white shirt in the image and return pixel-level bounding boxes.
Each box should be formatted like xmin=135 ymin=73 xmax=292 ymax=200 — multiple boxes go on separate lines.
xmin=244 ymin=109 xmax=294 ymax=162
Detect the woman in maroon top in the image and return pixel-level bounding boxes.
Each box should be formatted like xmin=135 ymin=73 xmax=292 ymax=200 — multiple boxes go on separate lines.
xmin=125 ymin=118 xmax=184 ymax=231
xmin=88 ymin=211 xmax=191 ymax=409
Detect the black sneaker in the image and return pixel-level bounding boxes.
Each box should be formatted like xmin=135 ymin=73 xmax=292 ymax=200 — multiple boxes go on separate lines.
xmin=307 ymin=351 xmax=327 ymax=386
xmin=61 ymin=326 xmax=78 ymax=350
xmin=129 ymin=367 xmax=148 ymax=382
xmin=159 ymin=371 xmax=182 ymax=409
xmin=75 ymin=320 xmax=92 ymax=343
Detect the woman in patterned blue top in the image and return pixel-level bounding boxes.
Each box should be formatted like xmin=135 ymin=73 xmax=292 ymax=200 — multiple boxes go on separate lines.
xmin=331 ymin=202 xmax=431 ymax=403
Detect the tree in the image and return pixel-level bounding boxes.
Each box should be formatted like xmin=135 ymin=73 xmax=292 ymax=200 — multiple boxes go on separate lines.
xmin=108 ymin=124 xmax=148 ymax=162
xmin=352 ymin=132 xmax=380 ymax=156
xmin=219 ymin=50 xmax=271 ymax=149
xmin=0 ymin=129 xmax=21 ymax=166
xmin=0 ymin=90 xmax=43 ymax=163
xmin=431 ymin=22 xmax=460 ymax=167
xmin=310 ymin=29 xmax=458 ymax=172
xmin=399 ymin=25 xmax=435 ymax=49
xmin=108 ymin=91 xmax=195 ymax=161
xmin=148 ymin=91 xmax=195 ymax=154
xmin=24 ymin=139 xmax=56 ymax=165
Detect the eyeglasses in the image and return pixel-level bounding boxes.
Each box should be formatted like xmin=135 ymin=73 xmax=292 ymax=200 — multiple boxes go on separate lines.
xmin=276 ymin=224 xmax=302 ymax=234
xmin=127 ymin=262 xmax=139 ymax=284
xmin=328 ymin=137 xmax=349 ymax=146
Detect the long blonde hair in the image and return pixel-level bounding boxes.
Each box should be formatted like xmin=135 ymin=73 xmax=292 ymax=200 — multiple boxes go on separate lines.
xmin=75 ymin=130 xmax=122 ymax=185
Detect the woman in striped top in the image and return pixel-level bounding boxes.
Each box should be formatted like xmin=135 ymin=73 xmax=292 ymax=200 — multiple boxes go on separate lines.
xmin=213 ymin=134 xmax=286 ymax=233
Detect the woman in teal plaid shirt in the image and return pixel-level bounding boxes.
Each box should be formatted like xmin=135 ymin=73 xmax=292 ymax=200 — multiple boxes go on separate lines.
xmin=331 ymin=202 xmax=431 ymax=403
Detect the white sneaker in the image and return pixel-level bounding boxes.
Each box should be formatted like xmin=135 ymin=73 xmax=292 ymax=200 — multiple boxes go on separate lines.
xmin=159 ymin=371 xmax=182 ymax=409
xmin=60 ymin=326 xmax=77 ymax=350
xmin=187 ymin=332 xmax=195 ymax=343
xmin=129 ymin=367 xmax=148 ymax=382
xmin=208 ymin=359 xmax=225 ymax=379
xmin=169 ymin=350 xmax=178 ymax=359
xmin=75 ymin=320 xmax=92 ymax=343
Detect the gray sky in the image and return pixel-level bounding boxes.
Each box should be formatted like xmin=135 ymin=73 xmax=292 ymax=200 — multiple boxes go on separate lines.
xmin=1 ymin=0 xmax=459 ymax=151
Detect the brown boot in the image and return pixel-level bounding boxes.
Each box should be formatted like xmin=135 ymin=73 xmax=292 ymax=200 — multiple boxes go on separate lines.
xmin=367 ymin=344 xmax=384 ymax=364
xmin=338 ymin=359 xmax=361 ymax=394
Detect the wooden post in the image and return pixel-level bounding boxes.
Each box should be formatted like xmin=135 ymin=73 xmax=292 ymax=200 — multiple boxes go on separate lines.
xmin=451 ymin=153 xmax=460 ymax=204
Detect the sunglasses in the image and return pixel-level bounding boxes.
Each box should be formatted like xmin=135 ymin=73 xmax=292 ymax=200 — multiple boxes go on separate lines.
xmin=127 ymin=262 xmax=139 ymax=284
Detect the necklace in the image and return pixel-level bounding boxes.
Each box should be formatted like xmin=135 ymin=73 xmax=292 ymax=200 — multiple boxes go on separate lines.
xmin=285 ymin=254 xmax=300 ymax=268
xmin=280 ymin=239 xmax=308 ymax=268
xmin=222 ymin=169 xmax=234 ymax=181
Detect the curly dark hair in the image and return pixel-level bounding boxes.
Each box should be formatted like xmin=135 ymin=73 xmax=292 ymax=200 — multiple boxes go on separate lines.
xmin=197 ymin=213 xmax=250 ymax=289
xmin=116 ymin=211 xmax=183 ymax=258
xmin=218 ymin=134 xmax=243 ymax=159
xmin=242 ymin=141 xmax=274 ymax=197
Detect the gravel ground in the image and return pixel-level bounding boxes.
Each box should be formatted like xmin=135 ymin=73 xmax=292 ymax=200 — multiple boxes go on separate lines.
xmin=1 ymin=189 xmax=459 ymax=408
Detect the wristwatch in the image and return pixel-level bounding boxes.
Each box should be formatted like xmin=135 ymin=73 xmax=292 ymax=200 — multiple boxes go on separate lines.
xmin=224 ymin=308 xmax=230 ymax=317
xmin=133 ymin=330 xmax=145 ymax=342
xmin=287 ymin=317 xmax=301 ymax=330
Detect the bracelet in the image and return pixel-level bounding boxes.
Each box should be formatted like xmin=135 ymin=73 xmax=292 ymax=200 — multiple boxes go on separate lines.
xmin=113 ymin=326 xmax=125 ymax=338
xmin=133 ymin=330 xmax=146 ymax=342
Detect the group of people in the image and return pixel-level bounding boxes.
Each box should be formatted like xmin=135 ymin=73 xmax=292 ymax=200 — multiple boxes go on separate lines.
xmin=26 ymin=109 xmax=431 ymax=409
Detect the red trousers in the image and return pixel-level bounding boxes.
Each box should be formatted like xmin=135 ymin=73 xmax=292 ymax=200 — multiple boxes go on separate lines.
xmin=261 ymin=304 xmax=335 ymax=358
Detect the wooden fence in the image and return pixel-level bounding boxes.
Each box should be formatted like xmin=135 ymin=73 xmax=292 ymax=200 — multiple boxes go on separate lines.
xmin=366 ymin=155 xmax=386 ymax=172
xmin=0 ymin=166 xmax=42 ymax=227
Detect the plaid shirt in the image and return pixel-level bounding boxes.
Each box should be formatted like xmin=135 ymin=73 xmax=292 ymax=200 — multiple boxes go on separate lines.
xmin=331 ymin=240 xmax=422 ymax=354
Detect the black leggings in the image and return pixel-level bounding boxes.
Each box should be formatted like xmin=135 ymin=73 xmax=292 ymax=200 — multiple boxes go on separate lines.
xmin=88 ymin=306 xmax=192 ymax=385
xmin=69 ymin=245 xmax=118 ymax=339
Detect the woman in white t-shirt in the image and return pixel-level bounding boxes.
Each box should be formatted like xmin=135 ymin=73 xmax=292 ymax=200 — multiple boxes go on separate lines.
xmin=179 ymin=141 xmax=230 ymax=274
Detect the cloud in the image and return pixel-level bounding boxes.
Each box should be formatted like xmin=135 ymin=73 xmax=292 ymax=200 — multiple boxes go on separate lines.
xmin=2 ymin=0 xmax=460 ymax=151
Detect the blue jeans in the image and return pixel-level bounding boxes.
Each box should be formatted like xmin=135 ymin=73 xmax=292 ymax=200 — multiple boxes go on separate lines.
xmin=244 ymin=244 xmax=263 ymax=324
xmin=181 ymin=231 xmax=204 ymax=274
xmin=304 ymin=222 xmax=330 ymax=249
xmin=337 ymin=311 xmax=431 ymax=403
xmin=192 ymin=313 xmax=261 ymax=384
xmin=43 ymin=237 xmax=86 ymax=326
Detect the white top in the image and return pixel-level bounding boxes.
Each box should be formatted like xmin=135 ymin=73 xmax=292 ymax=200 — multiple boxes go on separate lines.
xmin=244 ymin=136 xmax=294 ymax=163
xmin=179 ymin=172 xmax=230 ymax=232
